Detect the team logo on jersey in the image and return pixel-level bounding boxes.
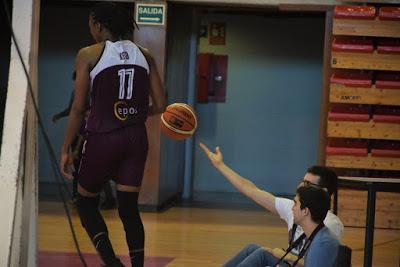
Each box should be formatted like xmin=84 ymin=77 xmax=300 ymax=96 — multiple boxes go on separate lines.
xmin=114 ymin=101 xmax=137 ymax=121
xmin=120 ymin=51 xmax=129 ymax=60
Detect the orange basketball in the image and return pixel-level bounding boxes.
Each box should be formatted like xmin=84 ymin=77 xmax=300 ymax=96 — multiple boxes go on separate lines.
xmin=161 ymin=103 xmax=198 ymax=140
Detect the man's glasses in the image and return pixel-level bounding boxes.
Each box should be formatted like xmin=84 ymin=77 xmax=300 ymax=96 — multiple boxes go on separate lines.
xmin=299 ymin=179 xmax=322 ymax=188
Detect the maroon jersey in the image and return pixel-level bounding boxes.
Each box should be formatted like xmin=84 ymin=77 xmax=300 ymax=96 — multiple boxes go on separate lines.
xmin=86 ymin=40 xmax=150 ymax=133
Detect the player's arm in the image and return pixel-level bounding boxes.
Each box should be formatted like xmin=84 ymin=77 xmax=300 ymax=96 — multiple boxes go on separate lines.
xmin=60 ymin=47 xmax=91 ymax=179
xmin=140 ymin=47 xmax=166 ymax=115
xmin=199 ymin=143 xmax=277 ymax=213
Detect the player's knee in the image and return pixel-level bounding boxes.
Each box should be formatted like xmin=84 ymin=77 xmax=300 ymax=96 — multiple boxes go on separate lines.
xmin=76 ymin=193 xmax=100 ymax=215
xmin=76 ymin=193 xmax=107 ymax=238
xmin=117 ymin=191 xmax=143 ymax=237
xmin=117 ymin=191 xmax=140 ymax=218
xmin=77 ymin=183 xmax=100 ymax=197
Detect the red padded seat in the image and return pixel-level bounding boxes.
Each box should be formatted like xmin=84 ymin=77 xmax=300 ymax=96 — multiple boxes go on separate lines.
xmin=375 ymin=72 xmax=400 ymax=90
xmin=377 ymin=38 xmax=400 ymax=54
xmin=334 ymin=6 xmax=376 ymax=20
xmin=373 ymin=106 xmax=400 ymax=123
xmin=371 ymin=141 xmax=400 ymax=157
xmin=326 ymin=139 xmax=368 ymax=156
xmin=328 ymin=104 xmax=370 ymax=122
xmin=332 ymin=37 xmax=374 ymax=53
xmin=379 ymin=7 xmax=400 ymax=21
xmin=330 ymin=70 xmax=373 ymax=88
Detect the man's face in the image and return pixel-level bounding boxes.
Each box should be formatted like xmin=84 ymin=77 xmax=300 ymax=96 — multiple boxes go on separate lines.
xmin=292 ymin=195 xmax=304 ymax=224
xmin=298 ymin=172 xmax=320 ymax=189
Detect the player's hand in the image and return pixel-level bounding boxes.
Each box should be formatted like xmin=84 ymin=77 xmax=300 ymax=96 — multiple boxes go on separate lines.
xmin=60 ymin=152 xmax=74 ymax=180
xmin=199 ymin=142 xmax=223 ymax=168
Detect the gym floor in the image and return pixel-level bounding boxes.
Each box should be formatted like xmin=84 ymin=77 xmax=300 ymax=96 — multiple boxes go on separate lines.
xmin=38 ymin=200 xmax=400 ymax=267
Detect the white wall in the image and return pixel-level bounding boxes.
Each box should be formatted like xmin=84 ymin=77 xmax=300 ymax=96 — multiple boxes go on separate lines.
xmin=0 ymin=0 xmax=40 ymax=265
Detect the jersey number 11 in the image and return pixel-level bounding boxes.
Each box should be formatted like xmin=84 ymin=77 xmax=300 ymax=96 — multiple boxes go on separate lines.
xmin=118 ymin=68 xmax=135 ymax=100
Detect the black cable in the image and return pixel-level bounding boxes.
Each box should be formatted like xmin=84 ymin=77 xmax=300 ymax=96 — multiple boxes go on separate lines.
xmin=1 ymin=1 xmax=88 ymax=266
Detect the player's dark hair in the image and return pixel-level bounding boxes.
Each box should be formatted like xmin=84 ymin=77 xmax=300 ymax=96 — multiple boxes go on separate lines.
xmin=306 ymin=165 xmax=337 ymax=197
xmin=297 ymin=186 xmax=330 ymax=224
xmin=90 ymin=2 xmax=135 ymax=39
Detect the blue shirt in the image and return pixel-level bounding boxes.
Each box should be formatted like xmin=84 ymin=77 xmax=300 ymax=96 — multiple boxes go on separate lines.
xmin=304 ymin=227 xmax=340 ymax=267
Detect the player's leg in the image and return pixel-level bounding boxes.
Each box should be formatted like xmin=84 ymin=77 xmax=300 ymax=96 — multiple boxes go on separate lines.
xmin=116 ymin=185 xmax=144 ymax=267
xmin=116 ymin=125 xmax=148 ymax=267
xmin=77 ymin=134 xmax=123 ymax=267
xmin=77 ymin=185 xmax=123 ymax=266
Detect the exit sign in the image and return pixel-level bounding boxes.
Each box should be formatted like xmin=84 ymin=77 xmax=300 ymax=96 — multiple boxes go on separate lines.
xmin=135 ymin=3 xmax=165 ymax=26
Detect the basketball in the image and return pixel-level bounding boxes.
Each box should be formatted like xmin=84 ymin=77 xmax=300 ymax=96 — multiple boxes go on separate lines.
xmin=161 ymin=103 xmax=198 ymax=140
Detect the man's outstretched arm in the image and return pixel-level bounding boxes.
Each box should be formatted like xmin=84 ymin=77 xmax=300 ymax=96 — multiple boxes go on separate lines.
xmin=199 ymin=143 xmax=277 ymax=214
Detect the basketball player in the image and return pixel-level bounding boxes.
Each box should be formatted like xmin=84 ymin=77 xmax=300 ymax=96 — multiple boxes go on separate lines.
xmin=60 ymin=3 xmax=166 ymax=266
xmin=199 ymin=143 xmax=343 ymax=266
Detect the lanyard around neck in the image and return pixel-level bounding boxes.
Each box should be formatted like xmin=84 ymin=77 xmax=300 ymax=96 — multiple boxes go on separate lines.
xmin=274 ymin=223 xmax=325 ymax=267
xmin=288 ymin=223 xmax=298 ymax=246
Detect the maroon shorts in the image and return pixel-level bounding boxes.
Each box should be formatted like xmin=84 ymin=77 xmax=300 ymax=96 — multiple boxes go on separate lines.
xmin=77 ymin=124 xmax=148 ymax=193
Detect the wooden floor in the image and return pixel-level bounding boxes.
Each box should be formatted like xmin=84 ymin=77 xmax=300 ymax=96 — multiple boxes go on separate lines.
xmin=39 ymin=201 xmax=400 ymax=267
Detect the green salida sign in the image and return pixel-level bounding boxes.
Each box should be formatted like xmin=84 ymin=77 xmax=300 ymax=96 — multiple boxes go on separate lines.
xmin=136 ymin=3 xmax=165 ymax=25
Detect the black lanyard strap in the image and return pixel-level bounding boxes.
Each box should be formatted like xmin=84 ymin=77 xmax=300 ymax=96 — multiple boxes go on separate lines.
xmin=274 ymin=223 xmax=325 ymax=267
xmin=273 ymin=232 xmax=306 ymax=267
xmin=288 ymin=224 xmax=298 ymax=246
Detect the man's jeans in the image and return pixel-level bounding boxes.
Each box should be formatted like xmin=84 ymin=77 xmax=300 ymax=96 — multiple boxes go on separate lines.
xmin=223 ymin=244 xmax=291 ymax=267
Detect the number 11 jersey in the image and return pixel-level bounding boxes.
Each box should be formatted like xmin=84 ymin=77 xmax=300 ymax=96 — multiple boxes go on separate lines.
xmin=87 ymin=40 xmax=150 ymax=133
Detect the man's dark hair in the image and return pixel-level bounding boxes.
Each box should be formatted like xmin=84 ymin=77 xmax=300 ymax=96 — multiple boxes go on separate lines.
xmin=307 ymin=165 xmax=337 ymax=197
xmin=297 ymin=186 xmax=330 ymax=224
xmin=90 ymin=2 xmax=135 ymax=39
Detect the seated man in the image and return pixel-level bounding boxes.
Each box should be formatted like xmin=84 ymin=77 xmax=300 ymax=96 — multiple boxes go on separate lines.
xmin=227 ymin=186 xmax=340 ymax=266
xmin=199 ymin=143 xmax=343 ymax=266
